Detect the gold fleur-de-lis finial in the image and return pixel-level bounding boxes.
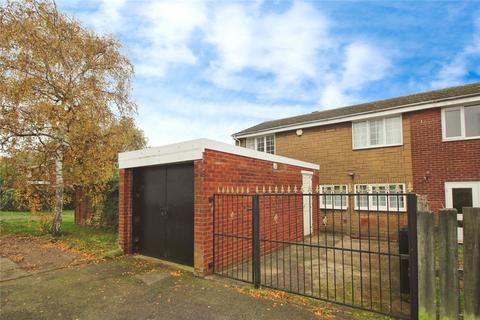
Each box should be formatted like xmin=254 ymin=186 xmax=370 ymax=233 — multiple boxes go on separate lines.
xmin=273 ymin=214 xmax=279 ymax=224
xmin=294 ymin=185 xmax=298 ymax=193
xmin=262 ymin=186 xmax=266 ymax=193
xmin=255 ymin=186 xmax=259 ymax=193
xmin=274 ymin=185 xmax=278 ymax=193
xmin=395 ymin=184 xmax=401 ymax=193
xmin=407 ymin=182 xmax=413 ymax=193
xmin=221 ymin=186 xmax=225 ymax=193
xmin=241 ymin=186 xmax=244 ymax=193
xmin=217 ymin=186 xmax=221 ymax=193
xmin=268 ymin=185 xmax=272 ymax=193
xmin=246 ymin=187 xmax=250 ymax=193
xmin=281 ymin=185 xmax=285 ymax=193
xmin=287 ymin=185 xmax=291 ymax=193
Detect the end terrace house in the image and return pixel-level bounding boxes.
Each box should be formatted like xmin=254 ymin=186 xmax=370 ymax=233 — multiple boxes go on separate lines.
xmin=233 ymin=82 xmax=480 ymax=215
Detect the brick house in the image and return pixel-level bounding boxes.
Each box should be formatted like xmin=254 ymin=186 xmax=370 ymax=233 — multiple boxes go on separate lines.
xmin=233 ymin=83 xmax=480 ymax=221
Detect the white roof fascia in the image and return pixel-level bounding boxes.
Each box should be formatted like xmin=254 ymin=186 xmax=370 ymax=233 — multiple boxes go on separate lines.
xmin=118 ymin=138 xmax=319 ymax=170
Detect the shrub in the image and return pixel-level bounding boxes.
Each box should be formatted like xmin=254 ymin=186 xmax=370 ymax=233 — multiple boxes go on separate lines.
xmin=101 ymin=174 xmax=119 ymax=229
xmin=0 ymin=188 xmax=22 ymax=211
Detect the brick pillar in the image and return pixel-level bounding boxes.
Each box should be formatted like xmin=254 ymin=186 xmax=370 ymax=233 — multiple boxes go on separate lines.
xmin=119 ymin=168 xmax=133 ymax=254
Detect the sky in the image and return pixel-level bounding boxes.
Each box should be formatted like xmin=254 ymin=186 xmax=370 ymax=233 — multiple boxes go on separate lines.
xmin=57 ymin=0 xmax=480 ymax=146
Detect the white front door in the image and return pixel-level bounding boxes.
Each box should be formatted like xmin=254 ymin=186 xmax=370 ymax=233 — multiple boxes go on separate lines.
xmin=302 ymin=171 xmax=313 ymax=236
xmin=445 ymin=181 xmax=480 ymax=243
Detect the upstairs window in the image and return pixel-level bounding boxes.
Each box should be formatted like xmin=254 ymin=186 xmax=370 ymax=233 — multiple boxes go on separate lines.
xmin=352 ymin=115 xmax=402 ymax=149
xmin=442 ymin=105 xmax=480 ymax=141
xmin=246 ymin=135 xmax=275 ymax=154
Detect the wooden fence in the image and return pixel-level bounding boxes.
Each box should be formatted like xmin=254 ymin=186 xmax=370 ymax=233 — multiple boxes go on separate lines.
xmin=417 ymin=207 xmax=480 ymax=320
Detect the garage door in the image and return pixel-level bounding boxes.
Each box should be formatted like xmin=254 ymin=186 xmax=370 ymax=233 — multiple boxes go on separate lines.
xmin=132 ymin=163 xmax=194 ymax=266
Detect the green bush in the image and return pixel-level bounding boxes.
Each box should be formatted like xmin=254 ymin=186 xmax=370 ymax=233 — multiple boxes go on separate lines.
xmin=0 ymin=188 xmax=22 ymax=211
xmin=101 ymin=174 xmax=119 ymax=229
xmin=0 ymin=188 xmax=75 ymax=212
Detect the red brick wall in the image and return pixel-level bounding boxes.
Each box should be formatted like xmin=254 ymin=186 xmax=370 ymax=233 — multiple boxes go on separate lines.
xmin=194 ymin=149 xmax=319 ymax=276
xmin=118 ymin=169 xmax=133 ymax=254
xmin=410 ymin=108 xmax=480 ymax=213
xmin=211 ymin=193 xmax=309 ymax=274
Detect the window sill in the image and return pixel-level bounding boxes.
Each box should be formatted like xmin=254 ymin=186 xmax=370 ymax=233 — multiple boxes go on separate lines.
xmin=319 ymin=207 xmax=406 ymax=212
xmin=355 ymin=208 xmax=406 ymax=212
xmin=352 ymin=143 xmax=403 ymax=151
xmin=442 ymin=136 xmax=480 ymax=142
xmin=319 ymin=207 xmax=349 ymax=211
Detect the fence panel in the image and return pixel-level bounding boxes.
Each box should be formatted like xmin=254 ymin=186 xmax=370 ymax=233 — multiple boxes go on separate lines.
xmin=463 ymin=207 xmax=480 ymax=320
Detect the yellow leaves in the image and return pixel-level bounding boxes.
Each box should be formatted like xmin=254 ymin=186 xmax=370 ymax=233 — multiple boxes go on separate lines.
xmin=237 ymin=287 xmax=289 ymax=301
xmin=169 ymin=270 xmax=182 ymax=277
xmin=313 ymin=307 xmax=334 ymax=318
xmin=235 ymin=286 xmax=339 ymax=318
xmin=10 ymin=254 xmax=25 ymax=263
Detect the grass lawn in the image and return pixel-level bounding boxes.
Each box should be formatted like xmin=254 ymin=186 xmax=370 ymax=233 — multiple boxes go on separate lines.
xmin=0 ymin=210 xmax=119 ymax=258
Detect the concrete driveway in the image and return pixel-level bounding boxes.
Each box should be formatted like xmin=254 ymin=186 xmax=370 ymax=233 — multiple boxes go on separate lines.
xmin=0 ymin=255 xmax=389 ymax=320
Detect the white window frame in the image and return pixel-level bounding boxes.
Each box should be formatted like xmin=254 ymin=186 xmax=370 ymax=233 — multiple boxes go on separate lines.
xmin=441 ymin=105 xmax=480 ymax=141
xmin=352 ymin=115 xmax=403 ymax=150
xmin=319 ymin=185 xmax=348 ymax=210
xmin=246 ymin=135 xmax=276 ymax=154
xmin=354 ymin=183 xmax=406 ymax=212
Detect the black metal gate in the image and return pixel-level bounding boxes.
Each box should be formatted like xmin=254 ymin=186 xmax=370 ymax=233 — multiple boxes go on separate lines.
xmin=213 ymin=192 xmax=418 ymax=319
xmin=133 ymin=163 xmax=194 ymax=266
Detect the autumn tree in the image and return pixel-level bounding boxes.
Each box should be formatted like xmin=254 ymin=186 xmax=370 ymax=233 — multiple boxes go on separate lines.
xmin=0 ymin=0 xmax=139 ymax=234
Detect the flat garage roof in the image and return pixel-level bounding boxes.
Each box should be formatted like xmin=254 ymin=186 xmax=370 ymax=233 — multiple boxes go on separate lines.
xmin=118 ymin=138 xmax=319 ymax=170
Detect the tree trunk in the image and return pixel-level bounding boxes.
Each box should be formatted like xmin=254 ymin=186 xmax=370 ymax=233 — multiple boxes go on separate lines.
xmin=51 ymin=149 xmax=64 ymax=235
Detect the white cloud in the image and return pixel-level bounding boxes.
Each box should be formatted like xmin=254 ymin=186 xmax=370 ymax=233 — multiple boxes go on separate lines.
xmin=320 ymin=42 xmax=391 ymax=108
xmin=341 ymin=42 xmax=391 ymax=90
xmin=58 ymin=0 xmax=395 ymax=145
xmin=78 ymin=0 xmax=127 ymax=34
xmin=134 ymin=0 xmax=208 ymax=77
xmin=136 ymin=91 xmax=310 ymax=145
xmin=205 ymin=2 xmax=331 ymax=93
xmin=431 ymin=14 xmax=480 ymax=88
xmin=320 ymin=83 xmax=354 ymax=108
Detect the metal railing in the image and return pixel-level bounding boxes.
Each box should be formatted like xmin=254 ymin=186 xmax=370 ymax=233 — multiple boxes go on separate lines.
xmin=212 ymin=192 xmax=418 ymax=319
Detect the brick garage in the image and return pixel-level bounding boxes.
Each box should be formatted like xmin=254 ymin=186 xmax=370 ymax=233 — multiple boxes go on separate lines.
xmin=118 ymin=139 xmax=319 ymax=276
